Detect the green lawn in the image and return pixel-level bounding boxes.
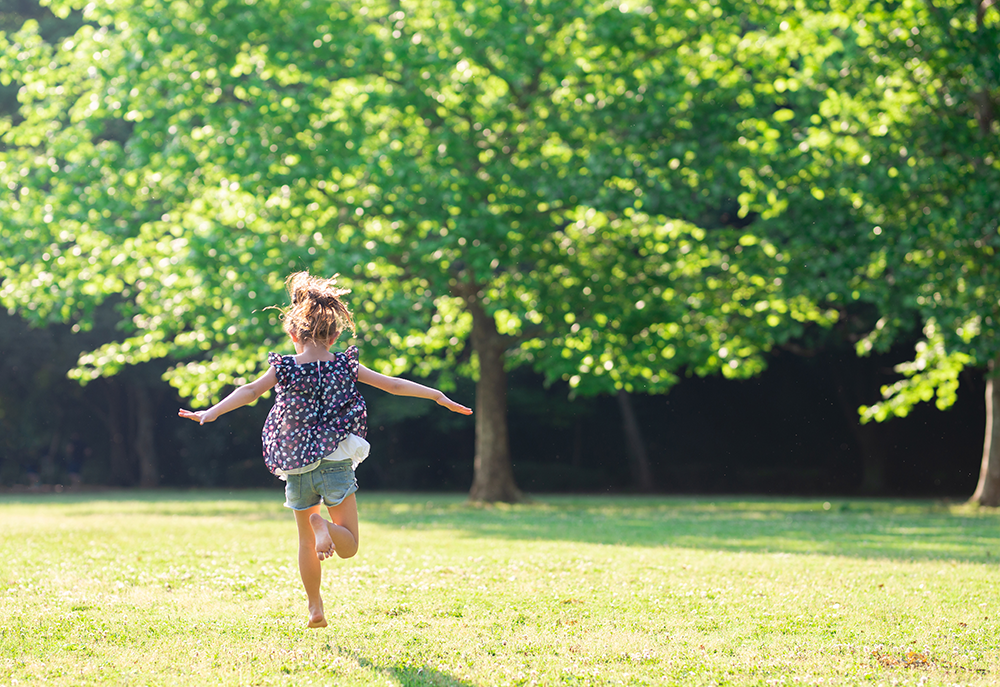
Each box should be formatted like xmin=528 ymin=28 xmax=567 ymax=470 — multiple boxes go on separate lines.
xmin=1 ymin=491 xmax=998 ymax=685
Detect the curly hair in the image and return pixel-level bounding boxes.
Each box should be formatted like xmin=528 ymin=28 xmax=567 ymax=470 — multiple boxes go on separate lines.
xmin=280 ymin=272 xmax=355 ymax=345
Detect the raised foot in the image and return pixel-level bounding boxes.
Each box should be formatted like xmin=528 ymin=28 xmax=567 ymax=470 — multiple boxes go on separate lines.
xmin=309 ymin=512 xmax=336 ymax=561
xmin=307 ymin=613 xmax=328 ymax=629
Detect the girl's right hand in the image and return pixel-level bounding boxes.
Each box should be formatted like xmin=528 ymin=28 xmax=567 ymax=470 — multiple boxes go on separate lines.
xmin=177 ymin=408 xmax=217 ymax=425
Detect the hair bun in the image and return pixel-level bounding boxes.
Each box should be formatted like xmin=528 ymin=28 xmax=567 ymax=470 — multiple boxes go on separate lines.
xmin=279 ymin=271 xmax=356 ymax=344
xmin=309 ymin=290 xmax=333 ymax=307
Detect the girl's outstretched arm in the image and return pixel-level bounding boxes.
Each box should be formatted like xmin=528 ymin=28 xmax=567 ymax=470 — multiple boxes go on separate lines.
xmin=178 ymin=367 xmax=278 ymax=425
xmin=358 ymin=365 xmax=473 ymax=415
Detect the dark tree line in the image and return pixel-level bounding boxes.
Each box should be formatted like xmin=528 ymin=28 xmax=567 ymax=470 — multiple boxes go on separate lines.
xmin=0 ymin=307 xmax=983 ymax=496
xmin=1 ymin=0 xmax=996 ymax=502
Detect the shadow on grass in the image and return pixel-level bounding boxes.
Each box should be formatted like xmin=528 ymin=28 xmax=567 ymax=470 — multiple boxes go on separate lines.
xmin=0 ymin=488 xmax=290 ymax=519
xmin=336 ymin=646 xmax=474 ymax=687
xmin=2 ymin=490 xmax=1000 ymax=564
xmin=357 ymin=493 xmax=1000 ymax=565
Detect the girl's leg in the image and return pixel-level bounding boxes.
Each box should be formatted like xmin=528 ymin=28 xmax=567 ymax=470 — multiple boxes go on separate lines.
xmin=293 ymin=505 xmax=328 ymax=628
xmin=309 ymin=492 xmax=360 ymax=560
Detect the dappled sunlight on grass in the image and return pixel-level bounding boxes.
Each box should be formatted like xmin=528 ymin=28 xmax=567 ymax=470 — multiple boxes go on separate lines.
xmin=1 ymin=492 xmax=999 ymax=685
xmin=7 ymin=489 xmax=990 ymax=562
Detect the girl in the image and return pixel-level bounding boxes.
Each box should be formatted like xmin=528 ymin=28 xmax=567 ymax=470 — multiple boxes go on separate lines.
xmin=178 ymin=272 xmax=472 ymax=628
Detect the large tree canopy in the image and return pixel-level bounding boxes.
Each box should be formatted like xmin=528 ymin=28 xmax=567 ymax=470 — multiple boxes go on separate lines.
xmin=1 ymin=0 xmax=820 ymax=500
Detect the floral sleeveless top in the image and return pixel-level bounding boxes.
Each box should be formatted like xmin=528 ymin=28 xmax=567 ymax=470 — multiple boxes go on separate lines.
xmin=261 ymin=345 xmax=368 ymax=476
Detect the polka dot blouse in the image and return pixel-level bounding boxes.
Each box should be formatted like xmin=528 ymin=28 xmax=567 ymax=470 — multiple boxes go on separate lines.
xmin=261 ymin=345 xmax=368 ymax=476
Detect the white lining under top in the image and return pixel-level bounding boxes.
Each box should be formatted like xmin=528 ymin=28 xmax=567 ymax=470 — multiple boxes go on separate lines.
xmin=274 ymin=433 xmax=370 ymax=481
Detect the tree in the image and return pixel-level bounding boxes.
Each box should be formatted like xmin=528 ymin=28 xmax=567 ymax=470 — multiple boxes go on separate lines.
xmin=733 ymin=0 xmax=1000 ymax=502
xmin=1 ymin=0 xmax=830 ymax=500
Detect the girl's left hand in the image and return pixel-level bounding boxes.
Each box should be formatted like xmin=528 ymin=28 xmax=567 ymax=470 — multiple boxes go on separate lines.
xmin=177 ymin=408 xmax=217 ymax=425
xmin=437 ymin=396 xmax=473 ymax=415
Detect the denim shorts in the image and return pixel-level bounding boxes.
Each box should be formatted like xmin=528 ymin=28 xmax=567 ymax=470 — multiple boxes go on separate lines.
xmin=283 ymin=460 xmax=358 ymax=511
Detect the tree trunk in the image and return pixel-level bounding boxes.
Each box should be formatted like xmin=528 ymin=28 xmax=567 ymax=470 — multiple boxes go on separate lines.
xmin=130 ymin=383 xmax=160 ymax=488
xmin=616 ymin=389 xmax=656 ymax=492
xmin=105 ymin=379 xmax=135 ymax=486
xmin=831 ymin=371 xmax=888 ymax=494
xmin=844 ymin=402 xmax=887 ymax=496
xmin=970 ymin=354 xmax=1000 ymax=506
xmin=466 ymin=296 xmax=522 ymax=503
xmin=572 ymin=418 xmax=583 ymax=468
xmin=40 ymin=431 xmax=62 ymax=484
xmin=855 ymin=426 xmax=887 ymax=495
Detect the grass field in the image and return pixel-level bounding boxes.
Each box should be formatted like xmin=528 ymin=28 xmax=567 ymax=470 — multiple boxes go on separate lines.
xmin=1 ymin=491 xmax=999 ymax=686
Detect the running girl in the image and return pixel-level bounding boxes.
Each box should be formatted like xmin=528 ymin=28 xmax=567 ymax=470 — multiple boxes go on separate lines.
xmin=178 ymin=271 xmax=472 ymax=628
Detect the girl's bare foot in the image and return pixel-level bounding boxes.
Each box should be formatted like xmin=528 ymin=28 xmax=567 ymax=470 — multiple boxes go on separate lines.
xmin=307 ymin=601 xmax=327 ymax=628
xmin=309 ymin=513 xmax=336 ymax=560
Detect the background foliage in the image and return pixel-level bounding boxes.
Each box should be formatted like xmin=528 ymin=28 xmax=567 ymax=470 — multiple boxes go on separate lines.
xmin=0 ymin=0 xmax=995 ymax=497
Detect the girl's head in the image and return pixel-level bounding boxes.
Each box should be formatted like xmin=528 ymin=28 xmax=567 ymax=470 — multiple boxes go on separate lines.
xmin=281 ymin=272 xmax=355 ymax=346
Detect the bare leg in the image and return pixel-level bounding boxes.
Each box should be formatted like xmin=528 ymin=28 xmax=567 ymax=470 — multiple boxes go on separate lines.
xmin=293 ymin=506 xmax=327 ymax=628
xmin=328 ymin=493 xmax=360 ymax=559
xmin=309 ymin=493 xmax=360 ymax=560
